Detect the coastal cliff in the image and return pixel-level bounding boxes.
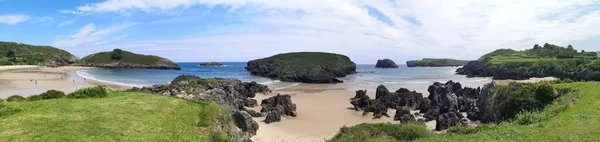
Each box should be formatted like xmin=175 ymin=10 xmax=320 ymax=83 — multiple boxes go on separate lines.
xmin=75 ymin=49 xmax=181 ymax=70
xmin=245 ymin=52 xmax=356 ymax=83
xmin=456 ymin=43 xmax=600 ymax=81
xmin=406 ymin=58 xmax=470 ymax=67
xmin=375 ymin=59 xmax=399 ymax=68
xmin=0 ymin=41 xmax=78 ymax=66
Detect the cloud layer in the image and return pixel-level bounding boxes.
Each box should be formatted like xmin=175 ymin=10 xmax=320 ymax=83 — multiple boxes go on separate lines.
xmin=0 ymin=14 xmax=30 ymax=24
xmin=56 ymin=0 xmax=600 ymax=63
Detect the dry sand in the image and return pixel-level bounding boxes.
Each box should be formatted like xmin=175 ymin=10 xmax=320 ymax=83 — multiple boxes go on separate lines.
xmin=0 ymin=66 xmax=128 ymax=98
xmin=249 ymin=84 xmax=435 ymax=142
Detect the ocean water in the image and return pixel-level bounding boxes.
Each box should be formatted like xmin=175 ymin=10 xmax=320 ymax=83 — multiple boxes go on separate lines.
xmin=78 ymin=63 xmax=491 ymax=90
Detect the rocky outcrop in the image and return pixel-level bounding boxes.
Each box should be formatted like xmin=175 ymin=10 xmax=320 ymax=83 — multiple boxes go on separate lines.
xmin=260 ymin=94 xmax=297 ymax=124
xmin=375 ymin=59 xmax=399 ymax=68
xmin=200 ymin=62 xmax=224 ymax=66
xmin=394 ymin=106 xmax=416 ymax=123
xmin=245 ymin=52 xmax=356 ymax=83
xmin=129 ymin=75 xmax=271 ymax=137
xmin=350 ymin=85 xmax=423 ymax=119
xmin=76 ymin=49 xmax=181 ymax=70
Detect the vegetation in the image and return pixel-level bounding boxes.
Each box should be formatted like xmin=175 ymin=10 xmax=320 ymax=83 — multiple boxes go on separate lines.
xmin=329 ymin=82 xmax=599 ymax=141
xmin=6 ymin=95 xmax=26 ymax=102
xmin=0 ymin=41 xmax=78 ymax=66
xmin=76 ymin=49 xmax=181 ymax=70
xmin=375 ymin=59 xmax=399 ymax=68
xmin=406 ymin=58 xmax=470 ymax=67
xmin=457 ymin=43 xmax=600 ymax=81
xmin=67 ymin=86 xmax=109 ymax=99
xmin=0 ymin=89 xmax=233 ymax=141
xmin=329 ymin=123 xmax=431 ymax=142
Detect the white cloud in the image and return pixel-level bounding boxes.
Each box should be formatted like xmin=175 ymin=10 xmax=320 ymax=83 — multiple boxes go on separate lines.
xmin=59 ymin=20 xmax=76 ymax=27
xmin=62 ymin=0 xmax=600 ymax=63
xmin=52 ymin=23 xmax=136 ymax=48
xmin=0 ymin=14 xmax=30 ymax=24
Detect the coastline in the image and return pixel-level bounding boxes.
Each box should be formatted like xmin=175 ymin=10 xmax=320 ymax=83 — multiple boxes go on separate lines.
xmin=0 ymin=66 xmax=129 ymax=98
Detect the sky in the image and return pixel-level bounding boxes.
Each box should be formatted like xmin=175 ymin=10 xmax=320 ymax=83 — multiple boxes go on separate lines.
xmin=0 ymin=0 xmax=599 ymax=64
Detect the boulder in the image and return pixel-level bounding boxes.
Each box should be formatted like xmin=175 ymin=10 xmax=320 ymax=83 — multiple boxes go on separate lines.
xmin=375 ymin=59 xmax=399 ymax=68
xmin=260 ymin=94 xmax=297 ymax=124
xmin=245 ymin=52 xmax=356 ymax=83
xmin=350 ymin=90 xmax=370 ymax=110
xmin=264 ymin=110 xmax=282 ymax=124
xmin=233 ymin=111 xmax=259 ymax=135
xmin=394 ymin=106 xmax=416 ymax=123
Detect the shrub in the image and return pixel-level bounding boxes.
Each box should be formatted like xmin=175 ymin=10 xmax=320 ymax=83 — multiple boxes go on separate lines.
xmin=39 ymin=90 xmax=66 ymax=99
xmin=67 ymin=86 xmax=109 ymax=99
xmin=329 ymin=123 xmax=431 ymax=142
xmin=0 ymin=105 xmax=22 ymax=117
xmin=447 ymin=125 xmax=484 ymax=134
xmin=209 ymin=131 xmax=233 ymax=142
xmin=496 ymin=83 xmax=561 ymax=121
xmin=27 ymin=95 xmax=43 ymax=101
xmin=6 ymin=95 xmax=26 ymax=102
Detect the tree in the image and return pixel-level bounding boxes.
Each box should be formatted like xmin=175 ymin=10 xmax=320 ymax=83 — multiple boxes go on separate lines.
xmin=582 ymin=50 xmax=586 ymax=53
xmin=6 ymin=50 xmax=16 ymax=62
xmin=567 ymin=45 xmax=574 ymax=51
xmin=533 ymin=44 xmax=540 ymax=49
xmin=111 ymin=49 xmax=123 ymax=60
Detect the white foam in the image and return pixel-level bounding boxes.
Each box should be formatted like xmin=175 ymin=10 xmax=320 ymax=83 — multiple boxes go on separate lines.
xmin=403 ymin=81 xmax=431 ymax=84
xmin=76 ymin=70 xmax=149 ymax=87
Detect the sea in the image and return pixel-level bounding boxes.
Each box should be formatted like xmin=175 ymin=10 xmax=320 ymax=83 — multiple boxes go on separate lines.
xmin=77 ymin=62 xmax=492 ymax=91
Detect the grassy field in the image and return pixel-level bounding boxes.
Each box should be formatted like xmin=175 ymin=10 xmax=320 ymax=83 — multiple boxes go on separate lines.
xmin=77 ymin=50 xmax=165 ymax=65
xmin=0 ymin=92 xmax=214 ymax=141
xmin=328 ymin=82 xmax=600 ymax=142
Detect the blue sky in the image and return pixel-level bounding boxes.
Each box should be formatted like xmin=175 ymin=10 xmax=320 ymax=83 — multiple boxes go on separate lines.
xmin=1 ymin=0 xmax=599 ymax=63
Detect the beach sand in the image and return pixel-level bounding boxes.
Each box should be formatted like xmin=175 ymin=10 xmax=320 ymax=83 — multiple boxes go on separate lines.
xmin=249 ymin=84 xmax=435 ymax=142
xmin=0 ymin=66 xmax=129 ymax=98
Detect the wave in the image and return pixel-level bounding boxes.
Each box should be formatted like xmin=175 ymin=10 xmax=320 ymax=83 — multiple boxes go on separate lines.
xmin=258 ymin=80 xmax=300 ymax=90
xmin=76 ymin=70 xmax=149 ymax=87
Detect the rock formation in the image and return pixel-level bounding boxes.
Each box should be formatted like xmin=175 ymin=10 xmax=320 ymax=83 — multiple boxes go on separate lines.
xmin=260 ymin=94 xmax=298 ymax=124
xmin=406 ymin=58 xmax=470 ymax=67
xmin=200 ymin=62 xmax=224 ymax=66
xmin=375 ymin=59 xmax=399 ymax=68
xmin=245 ymin=52 xmax=356 ymax=83
xmin=76 ymin=49 xmax=181 ymax=70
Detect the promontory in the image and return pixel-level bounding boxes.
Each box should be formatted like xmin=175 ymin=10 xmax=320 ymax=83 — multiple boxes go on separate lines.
xmin=406 ymin=58 xmax=470 ymax=67
xmin=375 ymin=59 xmax=399 ymax=68
xmin=75 ymin=49 xmax=181 ymax=70
xmin=245 ymin=52 xmax=356 ymax=83
xmin=0 ymin=41 xmax=79 ymax=66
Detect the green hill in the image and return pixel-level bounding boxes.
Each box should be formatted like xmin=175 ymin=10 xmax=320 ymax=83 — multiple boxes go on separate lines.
xmin=76 ymin=49 xmax=181 ymax=70
xmin=0 ymin=91 xmax=235 ymax=141
xmin=406 ymin=58 xmax=471 ymax=67
xmin=0 ymin=41 xmax=78 ymax=66
xmin=328 ymin=82 xmax=600 ymax=142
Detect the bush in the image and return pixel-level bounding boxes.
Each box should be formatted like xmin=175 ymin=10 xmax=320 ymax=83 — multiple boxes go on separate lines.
xmin=39 ymin=90 xmax=66 ymax=99
xmin=27 ymin=95 xmax=43 ymax=101
xmin=209 ymin=131 xmax=233 ymax=142
xmin=329 ymin=123 xmax=431 ymax=142
xmin=6 ymin=95 xmax=26 ymax=102
xmin=67 ymin=86 xmax=109 ymax=99
xmin=495 ymin=83 xmax=561 ymax=121
xmin=0 ymin=105 xmax=22 ymax=117
xmin=447 ymin=125 xmax=484 ymax=134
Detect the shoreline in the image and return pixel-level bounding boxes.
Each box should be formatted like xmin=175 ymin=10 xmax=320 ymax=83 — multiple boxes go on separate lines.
xmin=0 ymin=66 xmax=130 ymax=98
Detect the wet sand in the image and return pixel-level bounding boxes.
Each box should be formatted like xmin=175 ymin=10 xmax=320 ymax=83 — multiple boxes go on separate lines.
xmin=0 ymin=66 xmax=129 ymax=98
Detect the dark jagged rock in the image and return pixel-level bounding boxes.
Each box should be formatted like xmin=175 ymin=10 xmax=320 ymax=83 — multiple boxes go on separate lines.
xmin=375 ymin=59 xmax=399 ymax=68
xmin=394 ymin=106 xmax=416 ymax=123
xmin=419 ymin=99 xmax=432 ymax=113
xmin=233 ymin=111 xmax=259 ymax=135
xmin=128 ymin=75 xmax=271 ymax=136
xmin=245 ymin=52 xmax=356 ymax=83
xmin=362 ymin=99 xmax=390 ymax=119
xmin=350 ymin=90 xmax=370 ymax=110
xmin=260 ymin=94 xmax=297 ymax=123
xmin=396 ymin=88 xmax=423 ymax=109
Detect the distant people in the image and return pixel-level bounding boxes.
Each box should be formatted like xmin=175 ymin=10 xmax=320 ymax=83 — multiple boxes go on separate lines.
xmin=84 ymin=78 xmax=87 ymax=81
xmin=73 ymin=80 xmax=75 ymax=82
xmin=34 ymin=80 xmax=37 ymax=84
xmin=61 ymin=76 xmax=63 ymax=79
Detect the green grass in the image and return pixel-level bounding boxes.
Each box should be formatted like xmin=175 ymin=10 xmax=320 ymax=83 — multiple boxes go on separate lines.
xmin=0 ymin=92 xmax=214 ymax=141
xmin=329 ymin=123 xmax=431 ymax=142
xmin=406 ymin=58 xmax=470 ymax=67
xmin=248 ymin=52 xmax=356 ymax=73
xmin=77 ymin=50 xmax=170 ymax=66
xmin=0 ymin=41 xmax=78 ymax=65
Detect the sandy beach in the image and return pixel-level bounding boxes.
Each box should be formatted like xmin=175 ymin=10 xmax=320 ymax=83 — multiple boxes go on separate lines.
xmin=0 ymin=65 xmax=129 ymax=98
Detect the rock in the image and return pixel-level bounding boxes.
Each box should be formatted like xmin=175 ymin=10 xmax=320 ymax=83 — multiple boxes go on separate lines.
xmin=406 ymin=58 xmax=470 ymax=67
xmin=419 ymin=99 xmax=432 ymax=113
xmin=350 ymin=90 xmax=370 ymax=110
xmin=264 ymin=110 xmax=282 ymax=124
xmin=244 ymin=98 xmax=258 ymax=107
xmin=394 ymin=106 xmax=416 ymax=123
xmin=362 ymin=99 xmax=390 ymax=119
xmin=396 ymin=88 xmax=423 ymax=109
xmin=375 ymin=59 xmax=399 ymax=68
xmin=233 ymin=111 xmax=259 ymax=135
xmin=199 ymin=62 xmax=224 ymax=66
xmin=260 ymin=94 xmax=297 ymax=124
xmin=245 ymin=52 xmax=356 ymax=83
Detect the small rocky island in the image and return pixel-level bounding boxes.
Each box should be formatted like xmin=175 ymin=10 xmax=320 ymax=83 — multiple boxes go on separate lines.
xmin=75 ymin=49 xmax=181 ymax=70
xmin=199 ymin=62 xmax=223 ymax=66
xmin=406 ymin=58 xmax=470 ymax=67
xmin=375 ymin=59 xmax=399 ymax=68
xmin=245 ymin=52 xmax=357 ymax=83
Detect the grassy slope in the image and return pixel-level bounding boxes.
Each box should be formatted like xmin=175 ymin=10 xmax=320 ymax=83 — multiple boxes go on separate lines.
xmin=249 ymin=52 xmax=355 ymax=72
xmin=406 ymin=58 xmax=470 ymax=66
xmin=77 ymin=50 xmax=167 ymax=66
xmin=418 ymin=82 xmax=600 ymax=141
xmin=0 ymin=41 xmax=77 ymax=65
xmin=0 ymin=92 xmax=210 ymax=141
xmin=328 ymin=82 xmax=600 ymax=142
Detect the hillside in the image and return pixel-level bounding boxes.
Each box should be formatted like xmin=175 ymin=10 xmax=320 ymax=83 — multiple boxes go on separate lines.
xmin=0 ymin=91 xmax=231 ymax=141
xmin=76 ymin=49 xmax=181 ymax=70
xmin=457 ymin=43 xmax=600 ymax=81
xmin=329 ymin=82 xmax=600 ymax=142
xmin=0 ymin=41 xmax=78 ymax=66
xmin=245 ymin=52 xmax=356 ymax=83
xmin=406 ymin=58 xmax=470 ymax=67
